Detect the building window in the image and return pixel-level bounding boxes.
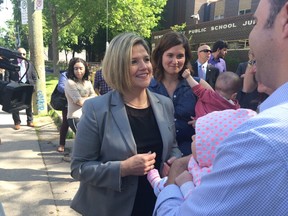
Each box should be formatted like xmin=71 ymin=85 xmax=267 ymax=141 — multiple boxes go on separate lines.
xmin=214 ymin=0 xmax=225 ymax=20
xmin=238 ymin=0 xmax=252 ymax=15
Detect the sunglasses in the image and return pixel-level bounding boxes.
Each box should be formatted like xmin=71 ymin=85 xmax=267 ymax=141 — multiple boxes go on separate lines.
xmin=200 ymin=49 xmax=212 ymax=53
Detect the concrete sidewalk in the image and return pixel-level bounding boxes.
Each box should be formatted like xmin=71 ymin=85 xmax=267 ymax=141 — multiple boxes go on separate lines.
xmin=0 ymin=106 xmax=80 ymax=216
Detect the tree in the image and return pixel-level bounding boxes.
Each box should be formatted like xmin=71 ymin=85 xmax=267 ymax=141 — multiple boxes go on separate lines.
xmin=0 ymin=21 xmax=17 ymax=49
xmin=10 ymin=0 xmax=30 ymax=50
xmin=11 ymin=0 xmax=168 ymax=73
xmin=44 ymin=0 xmax=80 ymax=74
xmin=43 ymin=0 xmax=107 ymax=74
xmin=109 ymin=0 xmax=167 ymax=38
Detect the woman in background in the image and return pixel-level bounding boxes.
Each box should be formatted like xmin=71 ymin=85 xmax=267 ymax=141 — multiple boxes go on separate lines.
xmin=64 ymin=57 xmax=96 ymax=133
xmin=149 ymin=31 xmax=212 ymax=156
xmin=56 ymin=71 xmax=68 ymax=152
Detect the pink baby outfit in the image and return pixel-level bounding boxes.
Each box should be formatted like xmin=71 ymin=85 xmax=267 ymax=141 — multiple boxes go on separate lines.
xmin=147 ymin=108 xmax=257 ymax=197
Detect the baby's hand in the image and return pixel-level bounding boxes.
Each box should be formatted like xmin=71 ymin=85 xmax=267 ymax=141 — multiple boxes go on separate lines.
xmin=182 ymin=69 xmax=190 ymax=79
xmin=175 ymin=170 xmax=193 ymax=187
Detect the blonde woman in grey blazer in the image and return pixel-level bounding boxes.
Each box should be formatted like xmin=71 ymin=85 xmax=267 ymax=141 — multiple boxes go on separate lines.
xmin=70 ymin=33 xmax=182 ymax=216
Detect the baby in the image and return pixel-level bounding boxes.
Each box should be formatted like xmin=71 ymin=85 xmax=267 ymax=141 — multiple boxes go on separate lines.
xmin=182 ymin=69 xmax=242 ymax=121
xmin=147 ymin=108 xmax=257 ymax=198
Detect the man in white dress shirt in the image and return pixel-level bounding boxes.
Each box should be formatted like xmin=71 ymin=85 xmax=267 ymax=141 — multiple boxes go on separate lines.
xmin=8 ymin=48 xmax=36 ymax=130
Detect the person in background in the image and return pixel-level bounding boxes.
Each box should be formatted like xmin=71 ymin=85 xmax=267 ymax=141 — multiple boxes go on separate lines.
xmin=93 ymin=68 xmax=112 ymax=95
xmin=192 ymin=44 xmax=219 ymax=89
xmin=182 ymin=69 xmax=241 ymax=121
xmin=208 ymin=40 xmax=228 ymax=73
xmin=0 ymin=68 xmax=5 ymax=81
xmin=153 ymin=0 xmax=288 ymax=215
xmin=236 ymin=50 xmax=254 ymax=77
xmin=236 ymin=50 xmax=263 ymax=110
xmin=148 ymin=109 xmax=257 ymax=197
xmin=237 ymin=51 xmax=269 ymax=111
xmin=149 ymin=31 xmax=213 ymax=156
xmin=64 ymin=57 xmax=96 ymax=133
xmin=7 ymin=47 xmax=37 ymax=130
xmin=70 ymin=32 xmax=182 ymax=216
xmin=242 ymin=60 xmax=273 ymax=96
xmin=56 ymin=71 xmax=68 ymax=152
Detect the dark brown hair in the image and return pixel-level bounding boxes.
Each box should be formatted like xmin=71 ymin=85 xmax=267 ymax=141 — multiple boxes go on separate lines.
xmin=265 ymin=0 xmax=288 ymax=28
xmin=152 ymin=31 xmax=192 ymax=81
xmin=67 ymin=57 xmax=90 ymax=82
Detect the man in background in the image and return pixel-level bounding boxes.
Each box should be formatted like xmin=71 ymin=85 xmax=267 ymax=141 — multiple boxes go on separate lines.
xmin=208 ymin=40 xmax=228 ymax=73
xmin=93 ymin=68 xmax=112 ymax=95
xmin=7 ymin=47 xmax=37 ymax=130
xmin=192 ymin=44 xmax=219 ymax=89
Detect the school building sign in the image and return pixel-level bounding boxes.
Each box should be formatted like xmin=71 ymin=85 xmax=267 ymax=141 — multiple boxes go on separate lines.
xmin=152 ymin=14 xmax=255 ymax=51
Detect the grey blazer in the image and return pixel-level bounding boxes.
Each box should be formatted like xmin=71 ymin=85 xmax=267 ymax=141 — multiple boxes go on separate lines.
xmin=70 ymin=89 xmax=182 ymax=216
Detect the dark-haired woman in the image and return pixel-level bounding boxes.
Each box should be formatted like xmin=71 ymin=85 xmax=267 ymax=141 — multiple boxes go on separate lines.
xmin=149 ymin=31 xmax=212 ymax=156
xmin=64 ymin=57 xmax=96 ymax=133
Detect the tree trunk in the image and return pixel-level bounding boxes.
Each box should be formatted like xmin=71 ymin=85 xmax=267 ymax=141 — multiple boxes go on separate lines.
xmin=28 ymin=0 xmax=47 ymax=115
xmin=49 ymin=4 xmax=60 ymax=75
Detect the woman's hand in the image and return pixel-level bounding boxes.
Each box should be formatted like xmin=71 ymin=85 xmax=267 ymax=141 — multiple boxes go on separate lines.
xmin=120 ymin=152 xmax=156 ymax=177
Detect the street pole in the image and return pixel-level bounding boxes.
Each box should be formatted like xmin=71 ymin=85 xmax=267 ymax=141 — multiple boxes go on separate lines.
xmin=106 ymin=0 xmax=109 ymax=49
xmin=27 ymin=0 xmax=47 ymax=115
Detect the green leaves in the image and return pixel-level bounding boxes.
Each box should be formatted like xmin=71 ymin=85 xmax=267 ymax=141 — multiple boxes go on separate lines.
xmin=109 ymin=0 xmax=167 ymax=38
xmin=8 ymin=0 xmax=168 ymax=63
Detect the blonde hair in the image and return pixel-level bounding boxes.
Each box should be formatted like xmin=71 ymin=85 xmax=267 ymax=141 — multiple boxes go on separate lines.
xmin=102 ymin=32 xmax=150 ymax=94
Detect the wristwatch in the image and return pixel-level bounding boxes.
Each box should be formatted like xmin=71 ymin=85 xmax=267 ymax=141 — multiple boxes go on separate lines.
xmin=248 ymin=60 xmax=256 ymax=66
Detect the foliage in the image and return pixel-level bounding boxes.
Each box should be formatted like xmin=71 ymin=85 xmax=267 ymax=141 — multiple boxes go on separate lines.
xmin=171 ymin=23 xmax=187 ymax=32
xmin=8 ymin=0 xmax=29 ymax=50
xmin=109 ymin=0 xmax=167 ymax=38
xmin=8 ymin=0 xmax=168 ymax=64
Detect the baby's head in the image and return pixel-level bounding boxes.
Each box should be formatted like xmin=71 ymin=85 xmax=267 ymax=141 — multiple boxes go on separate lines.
xmin=215 ymin=71 xmax=241 ymax=100
xmin=192 ymin=109 xmax=257 ymax=167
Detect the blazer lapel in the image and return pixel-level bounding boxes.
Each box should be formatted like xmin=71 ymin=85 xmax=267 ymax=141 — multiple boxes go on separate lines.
xmin=192 ymin=61 xmax=199 ymax=77
xmin=110 ymin=92 xmax=137 ymax=154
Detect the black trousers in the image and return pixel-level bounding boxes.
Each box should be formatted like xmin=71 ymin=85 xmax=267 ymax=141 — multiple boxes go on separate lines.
xmin=59 ymin=108 xmax=69 ymax=146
